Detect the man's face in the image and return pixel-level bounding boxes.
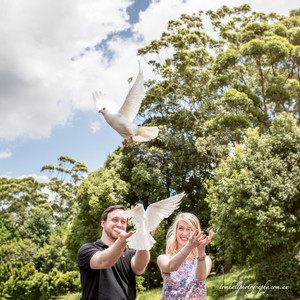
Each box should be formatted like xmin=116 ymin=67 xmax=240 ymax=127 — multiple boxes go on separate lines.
xmin=101 ymin=209 xmax=127 ymax=241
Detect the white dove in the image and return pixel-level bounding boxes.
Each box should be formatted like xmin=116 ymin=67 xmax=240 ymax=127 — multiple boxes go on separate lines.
xmin=92 ymin=63 xmax=159 ymax=147
xmin=121 ymin=192 xmax=185 ymax=250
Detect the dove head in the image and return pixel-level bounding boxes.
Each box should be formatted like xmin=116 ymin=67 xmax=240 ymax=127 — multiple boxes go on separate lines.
xmin=131 ymin=203 xmax=145 ymax=216
xmin=99 ymin=107 xmax=107 ymax=114
xmin=133 ymin=203 xmax=143 ymax=210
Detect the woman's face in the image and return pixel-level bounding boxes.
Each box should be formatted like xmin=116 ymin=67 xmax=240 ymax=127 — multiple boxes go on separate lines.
xmin=176 ymin=220 xmax=193 ymax=249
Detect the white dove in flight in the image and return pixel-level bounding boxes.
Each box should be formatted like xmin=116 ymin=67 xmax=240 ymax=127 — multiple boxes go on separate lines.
xmin=121 ymin=192 xmax=185 ymax=250
xmin=92 ymin=63 xmax=159 ymax=147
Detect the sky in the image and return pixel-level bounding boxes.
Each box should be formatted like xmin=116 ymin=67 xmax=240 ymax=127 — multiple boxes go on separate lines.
xmin=0 ymin=0 xmax=299 ymax=181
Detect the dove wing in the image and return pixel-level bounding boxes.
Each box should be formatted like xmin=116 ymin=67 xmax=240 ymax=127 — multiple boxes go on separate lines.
xmin=118 ymin=62 xmax=144 ymax=122
xmin=92 ymin=91 xmax=107 ymax=111
xmin=120 ymin=208 xmax=144 ymax=228
xmin=144 ymin=193 xmax=185 ymax=232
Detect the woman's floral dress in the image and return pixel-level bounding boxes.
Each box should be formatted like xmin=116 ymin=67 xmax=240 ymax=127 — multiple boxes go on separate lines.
xmin=161 ymin=257 xmax=206 ymax=300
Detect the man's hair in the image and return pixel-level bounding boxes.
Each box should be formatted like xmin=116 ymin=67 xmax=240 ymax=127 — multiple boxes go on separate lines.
xmin=101 ymin=205 xmax=126 ymax=221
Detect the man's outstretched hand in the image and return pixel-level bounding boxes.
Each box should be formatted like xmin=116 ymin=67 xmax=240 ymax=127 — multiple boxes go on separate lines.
xmin=114 ymin=228 xmax=136 ymax=243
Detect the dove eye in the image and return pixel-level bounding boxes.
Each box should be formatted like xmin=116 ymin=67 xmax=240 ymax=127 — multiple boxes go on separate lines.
xmin=102 ymin=108 xmax=106 ymax=110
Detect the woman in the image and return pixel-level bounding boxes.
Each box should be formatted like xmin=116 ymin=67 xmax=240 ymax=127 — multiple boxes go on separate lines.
xmin=157 ymin=213 xmax=214 ymax=299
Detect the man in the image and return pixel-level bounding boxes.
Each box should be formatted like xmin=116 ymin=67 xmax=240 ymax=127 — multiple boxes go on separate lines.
xmin=77 ymin=205 xmax=151 ymax=300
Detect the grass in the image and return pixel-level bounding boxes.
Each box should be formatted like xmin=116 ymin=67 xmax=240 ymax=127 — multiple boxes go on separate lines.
xmin=56 ymin=268 xmax=260 ymax=300
xmin=220 ymin=290 xmax=261 ymax=299
xmin=206 ymin=267 xmax=262 ymax=299
xmin=55 ymin=293 xmax=81 ymax=300
xmin=136 ymin=267 xmax=260 ymax=300
xmin=137 ymin=287 xmax=162 ymax=300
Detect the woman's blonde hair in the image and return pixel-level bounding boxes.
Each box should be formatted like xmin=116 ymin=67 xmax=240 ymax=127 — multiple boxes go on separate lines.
xmin=166 ymin=212 xmax=201 ymax=258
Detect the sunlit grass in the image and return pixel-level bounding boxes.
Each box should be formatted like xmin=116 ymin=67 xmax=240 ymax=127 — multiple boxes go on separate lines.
xmin=137 ymin=287 xmax=162 ymax=300
xmin=58 ymin=268 xmax=260 ymax=299
xmin=56 ymin=293 xmax=81 ymax=300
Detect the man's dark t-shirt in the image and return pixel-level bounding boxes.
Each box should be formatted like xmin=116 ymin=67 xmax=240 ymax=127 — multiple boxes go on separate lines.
xmin=77 ymin=239 xmax=136 ymax=300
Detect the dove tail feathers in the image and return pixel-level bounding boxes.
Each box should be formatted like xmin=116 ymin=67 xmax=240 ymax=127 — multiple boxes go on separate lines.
xmin=127 ymin=231 xmax=156 ymax=250
xmin=133 ymin=126 xmax=159 ymax=142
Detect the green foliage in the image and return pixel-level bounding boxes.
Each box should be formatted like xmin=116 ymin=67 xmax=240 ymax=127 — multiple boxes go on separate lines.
xmin=205 ymin=113 xmax=300 ymax=264
xmin=136 ymin=275 xmax=146 ymax=293
xmin=41 ymin=156 xmax=88 ymax=226
xmin=66 ymin=155 xmax=130 ymax=260
xmin=0 ymin=176 xmax=48 ymax=226
xmin=0 ymin=238 xmax=37 ymax=268
xmin=143 ymin=224 xmax=167 ymax=288
xmin=34 ymin=228 xmax=77 ymax=273
xmin=0 ymin=213 xmax=18 ymax=243
xmin=53 ymin=270 xmax=81 ymax=296
xmin=1 ymin=262 xmax=38 ymax=300
xmin=0 ymin=262 xmax=80 ymax=300
xmin=0 ymin=262 xmax=13 ymax=296
xmin=256 ymin=249 xmax=300 ymax=299
xmin=1 ymin=6 xmax=300 ymax=299
xmin=19 ymin=204 xmax=52 ymax=247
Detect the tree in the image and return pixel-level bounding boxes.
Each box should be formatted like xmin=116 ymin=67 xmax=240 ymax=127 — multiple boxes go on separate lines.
xmin=0 ymin=156 xmax=87 ymax=298
xmin=41 ymin=156 xmax=88 ymax=225
xmin=0 ymin=262 xmax=80 ymax=300
xmin=0 ymin=239 xmax=37 ymax=268
xmin=19 ymin=204 xmax=53 ymax=248
xmin=138 ymin=5 xmax=300 ymax=163
xmin=205 ymin=113 xmax=300 ymax=296
xmin=0 ymin=213 xmax=18 ymax=243
xmin=66 ymin=151 xmax=130 ymax=260
xmin=0 ymin=177 xmax=48 ymax=228
xmin=34 ymin=228 xmax=77 ymax=273
xmin=135 ymin=7 xmax=300 ymax=286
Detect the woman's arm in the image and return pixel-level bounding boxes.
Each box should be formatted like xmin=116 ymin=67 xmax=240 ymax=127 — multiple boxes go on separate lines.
xmin=195 ymin=229 xmax=214 ymax=280
xmin=195 ymin=255 xmax=212 ymax=280
xmin=157 ymin=249 xmax=189 ymax=274
xmin=157 ymin=230 xmax=202 ymax=273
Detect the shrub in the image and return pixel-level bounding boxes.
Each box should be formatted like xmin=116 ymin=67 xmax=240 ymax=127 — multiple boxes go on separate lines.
xmin=256 ymin=249 xmax=300 ymax=299
xmin=0 ymin=262 xmax=81 ymax=300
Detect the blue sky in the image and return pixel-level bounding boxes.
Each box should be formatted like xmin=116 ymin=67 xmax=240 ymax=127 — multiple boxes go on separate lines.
xmin=0 ymin=0 xmax=299 ymax=180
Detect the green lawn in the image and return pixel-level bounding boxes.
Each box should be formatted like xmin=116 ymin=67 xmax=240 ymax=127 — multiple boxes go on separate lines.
xmin=56 ymin=293 xmax=81 ymax=300
xmin=137 ymin=287 xmax=162 ymax=300
xmin=137 ymin=267 xmax=261 ymax=300
xmin=57 ymin=268 xmax=260 ymax=300
xmin=220 ymin=290 xmax=261 ymax=299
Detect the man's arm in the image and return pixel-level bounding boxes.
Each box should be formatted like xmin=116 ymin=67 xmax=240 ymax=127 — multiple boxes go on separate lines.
xmin=130 ymin=228 xmax=155 ymax=275
xmin=90 ymin=230 xmax=135 ymax=269
xmin=131 ymin=250 xmax=150 ymax=275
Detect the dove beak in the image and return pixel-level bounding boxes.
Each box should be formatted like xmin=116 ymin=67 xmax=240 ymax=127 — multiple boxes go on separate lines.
xmin=99 ymin=108 xmax=107 ymax=114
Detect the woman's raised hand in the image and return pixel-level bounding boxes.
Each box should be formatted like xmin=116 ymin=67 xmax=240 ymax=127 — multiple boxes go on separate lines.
xmin=188 ymin=229 xmax=207 ymax=248
xmin=197 ymin=229 xmax=214 ymax=253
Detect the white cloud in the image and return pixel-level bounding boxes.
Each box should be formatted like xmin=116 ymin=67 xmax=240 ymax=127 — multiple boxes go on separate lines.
xmin=17 ymin=173 xmax=50 ymax=182
xmin=0 ymin=0 xmax=132 ymax=141
xmin=0 ymin=0 xmax=299 ymax=143
xmin=0 ymin=150 xmax=12 ymax=159
xmin=90 ymin=121 xmax=101 ymax=133
xmin=0 ymin=172 xmax=50 ymax=182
